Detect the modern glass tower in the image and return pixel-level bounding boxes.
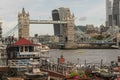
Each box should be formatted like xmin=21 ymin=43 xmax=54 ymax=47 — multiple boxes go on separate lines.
xmin=52 ymin=9 xmax=60 ymax=36
xmin=52 ymin=7 xmax=71 ymax=36
xmin=113 ymin=0 xmax=120 ymax=27
xmin=106 ymin=0 xmax=113 ymax=26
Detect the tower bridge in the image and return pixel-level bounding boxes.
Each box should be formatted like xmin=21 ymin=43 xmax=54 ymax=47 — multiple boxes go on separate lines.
xmin=2 ymin=8 xmax=120 ymax=49
xmin=18 ymin=8 xmax=76 ymax=49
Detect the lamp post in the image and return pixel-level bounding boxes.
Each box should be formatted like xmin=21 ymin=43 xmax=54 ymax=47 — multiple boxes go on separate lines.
xmin=115 ymin=26 xmax=119 ymax=48
xmin=0 ymin=18 xmax=2 ymax=42
xmin=0 ymin=19 xmax=3 ymax=66
xmin=117 ymin=27 xmax=120 ymax=48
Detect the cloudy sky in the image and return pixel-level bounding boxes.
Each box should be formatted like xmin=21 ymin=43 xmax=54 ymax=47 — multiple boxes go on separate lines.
xmin=0 ymin=0 xmax=105 ymax=37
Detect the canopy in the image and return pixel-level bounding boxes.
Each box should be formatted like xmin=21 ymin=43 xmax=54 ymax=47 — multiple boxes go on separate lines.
xmin=12 ymin=38 xmax=40 ymax=46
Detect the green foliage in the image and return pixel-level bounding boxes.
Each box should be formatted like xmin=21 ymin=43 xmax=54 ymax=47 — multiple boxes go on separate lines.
xmin=68 ymin=71 xmax=85 ymax=78
xmin=79 ymin=71 xmax=85 ymax=78
xmin=105 ymin=34 xmax=111 ymax=38
xmin=69 ymin=71 xmax=80 ymax=78
xmin=92 ymin=34 xmax=104 ymax=40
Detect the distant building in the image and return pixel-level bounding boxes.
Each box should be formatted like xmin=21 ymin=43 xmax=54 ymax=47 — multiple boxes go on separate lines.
xmin=30 ymin=34 xmax=60 ymax=48
xmin=75 ymin=25 xmax=86 ymax=32
xmin=85 ymin=24 xmax=99 ymax=35
xmin=106 ymin=0 xmax=113 ymax=27
xmin=49 ymin=36 xmax=59 ymax=43
xmin=113 ymin=0 xmax=120 ymax=27
xmin=75 ymin=24 xmax=100 ymax=36
xmin=100 ymin=24 xmax=109 ymax=34
xmin=52 ymin=9 xmax=60 ymax=36
xmin=0 ymin=19 xmax=7 ymax=66
xmin=52 ymin=7 xmax=72 ymax=36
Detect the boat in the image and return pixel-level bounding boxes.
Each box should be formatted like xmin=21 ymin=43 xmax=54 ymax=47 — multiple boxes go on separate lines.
xmin=111 ymin=45 xmax=119 ymax=49
xmin=24 ymin=61 xmax=49 ymax=79
xmin=5 ymin=38 xmax=51 ymax=79
xmin=6 ymin=38 xmax=50 ymax=68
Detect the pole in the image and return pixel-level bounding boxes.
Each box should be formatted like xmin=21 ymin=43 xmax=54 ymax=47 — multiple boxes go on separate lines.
xmin=100 ymin=59 xmax=103 ymax=69
xmin=116 ymin=26 xmax=119 ymax=48
xmin=77 ymin=58 xmax=79 ymax=64
xmin=85 ymin=59 xmax=86 ymax=67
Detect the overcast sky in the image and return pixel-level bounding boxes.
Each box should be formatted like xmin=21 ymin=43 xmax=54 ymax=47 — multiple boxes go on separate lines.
xmin=0 ymin=0 xmax=105 ymax=37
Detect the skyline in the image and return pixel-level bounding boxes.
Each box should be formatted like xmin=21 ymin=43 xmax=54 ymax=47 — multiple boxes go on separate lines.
xmin=0 ymin=0 xmax=105 ymax=36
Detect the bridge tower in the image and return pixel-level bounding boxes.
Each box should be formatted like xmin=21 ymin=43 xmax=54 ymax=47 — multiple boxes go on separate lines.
xmin=52 ymin=7 xmax=77 ymax=49
xmin=18 ymin=8 xmax=29 ymax=39
xmin=62 ymin=10 xmax=77 ymax=49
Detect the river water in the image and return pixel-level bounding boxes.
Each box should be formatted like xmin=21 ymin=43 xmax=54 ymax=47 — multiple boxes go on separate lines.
xmin=49 ymin=49 xmax=120 ymax=65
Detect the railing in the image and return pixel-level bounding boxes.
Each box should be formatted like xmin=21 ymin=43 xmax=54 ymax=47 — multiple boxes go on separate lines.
xmin=3 ymin=24 xmax=18 ymax=37
xmin=0 ymin=56 xmax=7 ymax=59
xmin=8 ymin=59 xmax=73 ymax=75
xmin=40 ymin=62 xmax=72 ymax=75
xmin=77 ymin=35 xmax=117 ymax=44
xmin=8 ymin=59 xmax=30 ymax=67
xmin=8 ymin=58 xmax=108 ymax=80
xmin=16 ymin=52 xmax=50 ymax=59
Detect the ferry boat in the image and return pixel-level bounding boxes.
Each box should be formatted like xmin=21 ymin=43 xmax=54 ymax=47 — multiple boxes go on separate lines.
xmin=6 ymin=38 xmax=50 ymax=71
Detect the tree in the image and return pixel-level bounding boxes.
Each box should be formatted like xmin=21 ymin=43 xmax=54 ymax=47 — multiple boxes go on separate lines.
xmin=92 ymin=34 xmax=104 ymax=40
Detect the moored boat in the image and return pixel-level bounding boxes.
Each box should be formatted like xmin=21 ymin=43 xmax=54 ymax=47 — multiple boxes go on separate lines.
xmin=24 ymin=61 xmax=49 ymax=80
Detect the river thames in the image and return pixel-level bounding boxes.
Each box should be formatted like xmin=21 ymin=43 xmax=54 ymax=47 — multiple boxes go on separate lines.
xmin=49 ymin=49 xmax=120 ymax=65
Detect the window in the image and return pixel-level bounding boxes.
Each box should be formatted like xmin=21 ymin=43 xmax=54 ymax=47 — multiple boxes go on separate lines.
xmin=20 ymin=46 xmax=23 ymax=52
xmin=16 ymin=47 xmax=19 ymax=52
xmin=29 ymin=46 xmax=34 ymax=52
xmin=25 ymin=46 xmax=28 ymax=52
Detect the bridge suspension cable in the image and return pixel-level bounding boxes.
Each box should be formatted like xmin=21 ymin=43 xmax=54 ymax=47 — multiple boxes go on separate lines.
xmin=3 ymin=24 xmax=18 ymax=37
xmin=74 ymin=26 xmax=118 ymax=44
xmin=74 ymin=26 xmax=91 ymax=42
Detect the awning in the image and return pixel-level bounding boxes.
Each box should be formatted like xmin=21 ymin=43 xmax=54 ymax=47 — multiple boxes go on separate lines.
xmin=12 ymin=38 xmax=40 ymax=47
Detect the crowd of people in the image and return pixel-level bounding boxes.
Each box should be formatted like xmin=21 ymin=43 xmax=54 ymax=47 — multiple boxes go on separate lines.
xmin=2 ymin=36 xmax=17 ymax=44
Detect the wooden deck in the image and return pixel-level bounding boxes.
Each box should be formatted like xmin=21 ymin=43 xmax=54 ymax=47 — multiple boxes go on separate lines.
xmin=41 ymin=68 xmax=65 ymax=79
xmin=0 ymin=66 xmax=10 ymax=72
xmin=6 ymin=77 xmax=24 ymax=80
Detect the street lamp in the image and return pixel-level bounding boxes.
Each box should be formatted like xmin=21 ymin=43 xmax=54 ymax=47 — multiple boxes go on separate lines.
xmin=0 ymin=18 xmax=2 ymax=43
xmin=0 ymin=18 xmax=2 ymax=66
xmin=0 ymin=18 xmax=2 ymax=29
xmin=0 ymin=18 xmax=2 ymax=24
